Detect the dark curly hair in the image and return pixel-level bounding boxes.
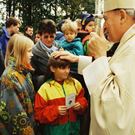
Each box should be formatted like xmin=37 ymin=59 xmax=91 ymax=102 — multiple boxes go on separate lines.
xmin=38 ymin=19 xmax=56 ymax=35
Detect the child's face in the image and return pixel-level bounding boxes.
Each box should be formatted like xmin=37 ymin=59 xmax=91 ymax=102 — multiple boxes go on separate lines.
xmin=64 ymin=30 xmax=77 ymax=42
xmin=34 ymin=33 xmax=41 ymax=43
xmin=50 ymin=65 xmax=70 ymax=81
xmin=40 ymin=33 xmax=56 ymax=47
xmin=85 ymin=21 xmax=96 ymax=33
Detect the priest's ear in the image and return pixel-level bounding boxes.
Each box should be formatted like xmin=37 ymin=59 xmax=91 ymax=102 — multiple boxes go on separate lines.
xmin=119 ymin=9 xmax=127 ymax=24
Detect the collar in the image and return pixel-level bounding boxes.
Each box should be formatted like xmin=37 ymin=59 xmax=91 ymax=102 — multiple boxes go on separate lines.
xmin=2 ymin=26 xmax=10 ymax=39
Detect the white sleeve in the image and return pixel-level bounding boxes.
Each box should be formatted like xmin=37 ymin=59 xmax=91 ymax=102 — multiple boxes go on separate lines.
xmin=78 ymin=56 xmax=92 ymax=75
xmin=82 ymin=56 xmax=111 ymax=95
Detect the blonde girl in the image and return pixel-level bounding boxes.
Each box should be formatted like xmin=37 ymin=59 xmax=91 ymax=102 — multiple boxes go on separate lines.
xmin=0 ymin=34 xmax=35 ymax=135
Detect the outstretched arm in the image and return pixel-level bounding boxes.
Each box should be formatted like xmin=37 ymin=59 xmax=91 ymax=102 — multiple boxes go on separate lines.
xmin=52 ymin=50 xmax=79 ymax=63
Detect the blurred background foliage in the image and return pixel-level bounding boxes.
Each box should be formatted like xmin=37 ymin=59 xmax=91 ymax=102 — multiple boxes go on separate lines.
xmin=0 ymin=0 xmax=95 ymax=32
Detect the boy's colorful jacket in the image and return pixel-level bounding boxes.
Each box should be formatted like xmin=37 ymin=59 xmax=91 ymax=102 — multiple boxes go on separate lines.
xmin=34 ymin=78 xmax=88 ymax=135
xmin=0 ymin=57 xmax=35 ymax=135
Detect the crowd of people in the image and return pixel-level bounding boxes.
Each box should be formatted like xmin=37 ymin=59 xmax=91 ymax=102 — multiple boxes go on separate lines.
xmin=0 ymin=11 xmax=93 ymax=135
xmin=0 ymin=0 xmax=135 ymax=135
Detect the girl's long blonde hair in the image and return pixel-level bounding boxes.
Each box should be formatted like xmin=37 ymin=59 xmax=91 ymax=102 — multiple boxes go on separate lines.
xmin=5 ymin=33 xmax=34 ymax=70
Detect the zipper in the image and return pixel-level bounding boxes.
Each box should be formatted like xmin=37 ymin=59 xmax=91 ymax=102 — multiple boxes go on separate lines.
xmin=61 ymin=84 xmax=70 ymax=121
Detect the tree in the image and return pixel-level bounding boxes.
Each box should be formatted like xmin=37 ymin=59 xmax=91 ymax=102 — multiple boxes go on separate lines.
xmin=0 ymin=0 xmax=95 ymax=32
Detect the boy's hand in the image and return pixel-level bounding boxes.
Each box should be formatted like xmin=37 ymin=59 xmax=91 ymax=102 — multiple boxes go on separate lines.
xmin=73 ymin=102 xmax=82 ymax=111
xmin=58 ymin=105 xmax=67 ymax=115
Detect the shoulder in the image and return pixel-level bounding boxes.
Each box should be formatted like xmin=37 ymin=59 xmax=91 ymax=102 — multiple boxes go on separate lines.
xmin=38 ymin=79 xmax=53 ymax=90
xmin=0 ymin=27 xmax=10 ymax=39
xmin=74 ymin=37 xmax=81 ymax=41
xmin=82 ymin=35 xmax=91 ymax=44
xmin=59 ymin=39 xmax=68 ymax=47
xmin=1 ymin=67 xmax=20 ymax=86
xmin=60 ymin=39 xmax=67 ymax=44
xmin=73 ymin=38 xmax=82 ymax=45
xmin=68 ymin=77 xmax=82 ymax=88
xmin=37 ymin=80 xmax=53 ymax=96
xmin=53 ymin=41 xmax=60 ymax=49
xmin=72 ymin=77 xmax=81 ymax=84
xmin=32 ymin=42 xmax=40 ymax=51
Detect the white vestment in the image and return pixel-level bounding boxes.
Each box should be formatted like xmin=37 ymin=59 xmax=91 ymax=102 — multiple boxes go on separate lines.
xmin=78 ymin=24 xmax=135 ymax=135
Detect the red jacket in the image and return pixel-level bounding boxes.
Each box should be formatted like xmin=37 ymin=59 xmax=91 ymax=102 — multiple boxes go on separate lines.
xmin=34 ymin=78 xmax=88 ymax=125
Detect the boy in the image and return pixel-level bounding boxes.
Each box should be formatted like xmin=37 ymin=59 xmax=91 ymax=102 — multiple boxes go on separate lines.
xmin=34 ymin=56 xmax=88 ymax=135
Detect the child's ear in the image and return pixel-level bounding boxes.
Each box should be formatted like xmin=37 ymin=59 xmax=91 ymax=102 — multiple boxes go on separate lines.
xmin=50 ymin=66 xmax=55 ymax=73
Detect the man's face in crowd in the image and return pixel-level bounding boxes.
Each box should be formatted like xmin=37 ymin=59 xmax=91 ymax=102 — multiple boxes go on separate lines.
xmin=11 ymin=24 xmax=20 ymax=34
xmin=26 ymin=27 xmax=33 ymax=37
xmin=103 ymin=10 xmax=123 ymax=43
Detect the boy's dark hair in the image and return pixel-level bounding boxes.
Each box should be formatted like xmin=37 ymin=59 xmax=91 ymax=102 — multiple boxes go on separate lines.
xmin=48 ymin=56 xmax=70 ymax=69
xmin=38 ymin=19 xmax=56 ymax=35
xmin=6 ymin=17 xmax=20 ymax=28
xmin=46 ymin=56 xmax=70 ymax=80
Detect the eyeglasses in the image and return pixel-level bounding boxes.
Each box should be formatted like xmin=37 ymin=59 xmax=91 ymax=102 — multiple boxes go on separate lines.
xmin=44 ymin=35 xmax=55 ymax=39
